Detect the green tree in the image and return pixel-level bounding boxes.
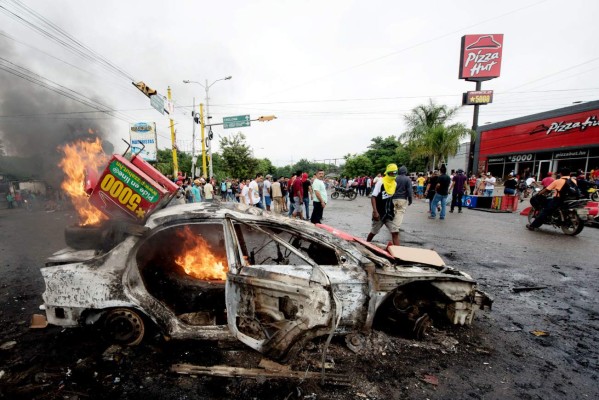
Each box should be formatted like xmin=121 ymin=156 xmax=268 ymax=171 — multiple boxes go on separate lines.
xmin=400 ymin=99 xmax=471 ymax=169
xmin=155 ymin=148 xmax=192 ymax=177
xmin=256 ymin=158 xmax=276 ymax=176
xmin=364 ymin=136 xmax=401 ymax=174
xmin=219 ymin=132 xmax=258 ymax=179
xmin=342 ymin=154 xmax=373 ymax=177
xmin=274 ymin=165 xmax=293 ymax=179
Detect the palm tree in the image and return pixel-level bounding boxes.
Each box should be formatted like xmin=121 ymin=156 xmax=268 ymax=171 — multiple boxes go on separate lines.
xmin=400 ymin=100 xmax=472 ymax=170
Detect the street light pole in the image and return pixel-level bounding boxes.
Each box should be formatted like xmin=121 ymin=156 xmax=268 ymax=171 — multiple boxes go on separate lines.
xmin=183 ymin=76 xmax=232 ymax=180
xmin=191 ymin=97 xmax=196 ymax=177
xmin=205 ymin=79 xmax=213 ymax=179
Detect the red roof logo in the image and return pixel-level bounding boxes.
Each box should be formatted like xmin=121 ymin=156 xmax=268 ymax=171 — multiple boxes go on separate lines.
xmin=466 ymin=35 xmax=502 ymax=50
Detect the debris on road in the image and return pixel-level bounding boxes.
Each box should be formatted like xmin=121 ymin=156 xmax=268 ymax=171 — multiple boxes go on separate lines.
xmin=0 ymin=341 xmax=17 ymax=350
xmin=512 ymin=286 xmax=548 ymax=293
xmin=30 ymin=313 xmax=48 ymax=329
xmin=421 ymin=374 xmax=439 ymax=386
xmin=501 ymin=326 xmax=523 ymax=332
xmin=531 ymin=330 xmax=550 ymax=337
xmin=171 ymin=362 xmax=352 ymax=385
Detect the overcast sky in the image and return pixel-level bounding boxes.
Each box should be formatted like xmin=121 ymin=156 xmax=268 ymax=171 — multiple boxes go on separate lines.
xmin=1 ymin=0 xmax=598 ymax=167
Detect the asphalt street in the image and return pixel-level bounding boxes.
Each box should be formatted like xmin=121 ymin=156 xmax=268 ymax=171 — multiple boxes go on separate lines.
xmin=0 ymin=195 xmax=597 ymax=399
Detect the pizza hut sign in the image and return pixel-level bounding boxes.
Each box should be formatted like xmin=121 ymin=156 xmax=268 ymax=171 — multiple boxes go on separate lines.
xmin=459 ymin=34 xmax=504 ymax=81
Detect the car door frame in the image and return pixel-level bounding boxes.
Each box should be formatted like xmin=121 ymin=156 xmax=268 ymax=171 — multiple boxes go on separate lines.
xmin=223 ymin=215 xmax=340 ymax=360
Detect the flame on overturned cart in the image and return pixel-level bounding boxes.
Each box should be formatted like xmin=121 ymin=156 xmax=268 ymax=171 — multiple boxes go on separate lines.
xmin=58 ymin=138 xmax=108 ymax=226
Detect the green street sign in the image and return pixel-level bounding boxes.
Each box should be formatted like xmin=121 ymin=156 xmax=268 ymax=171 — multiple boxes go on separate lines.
xmin=150 ymin=94 xmax=165 ymax=115
xmin=223 ymin=115 xmax=251 ymax=129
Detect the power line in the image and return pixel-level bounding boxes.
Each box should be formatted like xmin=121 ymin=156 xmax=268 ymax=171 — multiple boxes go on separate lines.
xmin=263 ymin=0 xmax=547 ymax=97
xmin=0 ymin=0 xmax=135 ymax=81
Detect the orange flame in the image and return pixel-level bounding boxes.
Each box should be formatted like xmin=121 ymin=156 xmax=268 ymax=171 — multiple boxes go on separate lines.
xmin=174 ymin=226 xmax=228 ymax=280
xmin=58 ymin=138 xmax=109 ymax=226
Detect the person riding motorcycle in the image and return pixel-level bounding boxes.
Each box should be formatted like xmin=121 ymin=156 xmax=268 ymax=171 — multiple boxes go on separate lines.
xmin=526 ymin=167 xmax=577 ymax=231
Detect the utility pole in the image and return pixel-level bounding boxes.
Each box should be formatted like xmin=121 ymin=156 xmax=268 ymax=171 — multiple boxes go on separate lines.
xmin=167 ymin=86 xmax=178 ymax=176
xmin=183 ymin=76 xmax=231 ymax=179
xmin=200 ymin=103 xmax=207 ymax=178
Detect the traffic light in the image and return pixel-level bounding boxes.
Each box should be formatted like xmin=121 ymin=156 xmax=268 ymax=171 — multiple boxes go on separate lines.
xmin=258 ymin=115 xmax=276 ymax=122
xmin=132 ymin=81 xmax=157 ymax=97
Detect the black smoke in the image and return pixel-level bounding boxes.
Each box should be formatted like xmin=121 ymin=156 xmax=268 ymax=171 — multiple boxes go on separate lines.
xmin=0 ymin=36 xmax=116 ymax=185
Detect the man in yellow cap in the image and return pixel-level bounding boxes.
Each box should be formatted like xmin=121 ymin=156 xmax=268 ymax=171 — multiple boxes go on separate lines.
xmin=367 ymin=163 xmax=400 ymax=245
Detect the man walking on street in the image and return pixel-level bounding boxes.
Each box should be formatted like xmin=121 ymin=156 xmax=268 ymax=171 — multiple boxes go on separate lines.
xmin=367 ymin=164 xmax=400 ymax=246
xmin=310 ymin=169 xmax=327 ymax=224
xmin=263 ymin=175 xmax=272 ymax=211
xmin=291 ymin=171 xmax=304 ymax=219
xmin=430 ymin=165 xmax=451 ymax=220
xmin=392 ymin=166 xmax=413 ymax=243
xmin=249 ymin=174 xmax=264 ymax=209
xmin=450 ymin=169 xmax=468 ymax=213
xmin=271 ymin=177 xmax=283 ymax=213
xmin=203 ymin=180 xmax=214 ymax=202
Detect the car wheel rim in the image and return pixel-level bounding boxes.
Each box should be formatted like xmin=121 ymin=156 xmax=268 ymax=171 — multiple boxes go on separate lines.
xmin=103 ymin=308 xmax=145 ymax=346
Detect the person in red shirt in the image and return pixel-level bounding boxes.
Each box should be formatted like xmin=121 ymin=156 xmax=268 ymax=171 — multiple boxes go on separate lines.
xmin=468 ymin=175 xmax=477 ymax=195
xmin=591 ymin=167 xmax=599 ymax=184
xmin=541 ymin=172 xmax=555 ymax=188
xmin=291 ymin=171 xmax=304 ymax=219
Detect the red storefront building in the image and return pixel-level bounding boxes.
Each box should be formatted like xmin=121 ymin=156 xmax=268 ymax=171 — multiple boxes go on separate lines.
xmin=474 ymin=100 xmax=599 ymax=180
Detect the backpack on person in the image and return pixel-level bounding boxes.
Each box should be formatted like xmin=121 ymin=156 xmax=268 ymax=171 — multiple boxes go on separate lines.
xmin=559 ymin=177 xmax=582 ymax=200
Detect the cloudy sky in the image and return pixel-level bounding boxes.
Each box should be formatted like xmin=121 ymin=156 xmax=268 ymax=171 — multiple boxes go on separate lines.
xmin=1 ymin=0 xmax=598 ymax=168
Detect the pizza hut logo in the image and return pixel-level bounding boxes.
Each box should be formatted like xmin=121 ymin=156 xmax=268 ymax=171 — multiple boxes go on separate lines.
xmin=459 ymin=34 xmax=504 ymax=81
xmin=546 ymin=115 xmax=599 ymax=134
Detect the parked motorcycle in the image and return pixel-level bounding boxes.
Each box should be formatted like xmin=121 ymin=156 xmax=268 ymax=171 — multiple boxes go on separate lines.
xmin=331 ymin=186 xmax=358 ymax=200
xmin=582 ymin=181 xmax=598 ymax=201
xmin=528 ymin=195 xmax=589 ymax=235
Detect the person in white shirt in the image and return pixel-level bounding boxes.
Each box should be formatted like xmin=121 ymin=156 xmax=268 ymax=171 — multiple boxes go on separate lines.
xmin=263 ymin=175 xmax=272 ymax=211
xmin=484 ymin=173 xmax=496 ymax=197
xmin=248 ymin=174 xmax=264 ymax=208
xmin=240 ymin=181 xmax=250 ymax=205
xmin=310 ymin=169 xmax=327 ymax=224
xmin=203 ymin=182 xmax=214 ymax=202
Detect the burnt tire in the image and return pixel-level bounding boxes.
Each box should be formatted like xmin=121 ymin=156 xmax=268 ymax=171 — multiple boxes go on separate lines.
xmin=102 ymin=308 xmax=145 ymax=346
xmin=331 ymin=191 xmax=339 ymax=199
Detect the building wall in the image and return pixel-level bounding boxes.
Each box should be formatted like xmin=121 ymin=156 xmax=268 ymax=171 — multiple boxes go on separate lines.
xmin=446 ymin=142 xmax=469 ymax=174
xmin=475 ymin=101 xmax=599 ymax=180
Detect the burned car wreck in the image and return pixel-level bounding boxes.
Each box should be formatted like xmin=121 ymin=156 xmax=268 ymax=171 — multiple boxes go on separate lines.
xmin=41 ymin=202 xmax=492 ymax=361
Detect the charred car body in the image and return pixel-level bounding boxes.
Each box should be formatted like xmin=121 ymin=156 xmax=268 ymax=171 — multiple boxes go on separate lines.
xmin=41 ymin=202 xmax=491 ymax=360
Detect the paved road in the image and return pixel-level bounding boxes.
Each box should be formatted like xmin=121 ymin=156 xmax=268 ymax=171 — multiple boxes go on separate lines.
xmin=1 ymin=197 xmax=597 ymax=399
xmin=321 ymin=193 xmax=599 ymax=399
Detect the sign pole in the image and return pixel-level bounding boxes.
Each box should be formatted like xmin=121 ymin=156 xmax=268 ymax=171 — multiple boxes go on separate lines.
xmin=167 ymin=86 xmax=178 ymax=176
xmin=469 ymin=81 xmax=482 ymax=175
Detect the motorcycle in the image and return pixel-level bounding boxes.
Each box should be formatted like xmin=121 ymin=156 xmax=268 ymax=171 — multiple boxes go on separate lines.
xmin=528 ymin=195 xmax=589 ymax=235
xmin=331 ymin=186 xmax=358 ymax=200
xmin=582 ymin=181 xmax=599 ymax=202
xmin=518 ymin=182 xmax=540 ymax=201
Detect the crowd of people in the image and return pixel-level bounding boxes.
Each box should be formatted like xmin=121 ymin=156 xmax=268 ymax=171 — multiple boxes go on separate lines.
xmin=167 ymin=170 xmax=330 ymax=224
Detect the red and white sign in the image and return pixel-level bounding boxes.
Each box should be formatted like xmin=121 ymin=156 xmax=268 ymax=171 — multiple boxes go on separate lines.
xmin=478 ymin=109 xmax=599 ymax=159
xmin=459 ymin=34 xmax=504 ymax=81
